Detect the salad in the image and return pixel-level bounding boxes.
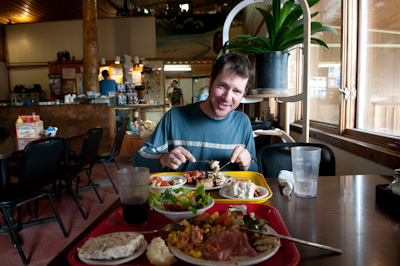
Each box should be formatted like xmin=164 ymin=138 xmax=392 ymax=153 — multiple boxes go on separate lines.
xmin=149 ymin=184 xmax=211 ymax=214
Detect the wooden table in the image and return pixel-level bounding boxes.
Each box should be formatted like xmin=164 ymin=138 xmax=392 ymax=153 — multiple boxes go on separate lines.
xmin=47 ymin=174 xmax=400 ymax=266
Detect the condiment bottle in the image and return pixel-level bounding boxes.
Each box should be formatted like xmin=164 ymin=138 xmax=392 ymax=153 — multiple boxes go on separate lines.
xmin=16 ymin=116 xmax=24 ymax=123
xmin=391 ymin=168 xmax=400 ymax=195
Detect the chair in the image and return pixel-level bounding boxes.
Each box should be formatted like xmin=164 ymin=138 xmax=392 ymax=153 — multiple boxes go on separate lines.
xmin=0 ymin=137 xmax=68 ymax=265
xmin=0 ymin=126 xmax=11 ymax=137
xmin=94 ymin=121 xmax=127 ymax=194
xmin=257 ymin=142 xmax=336 ymax=178
xmin=58 ymin=128 xmax=103 ymax=220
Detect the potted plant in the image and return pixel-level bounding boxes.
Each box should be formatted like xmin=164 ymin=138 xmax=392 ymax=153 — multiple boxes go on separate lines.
xmin=219 ymin=0 xmax=338 ymax=94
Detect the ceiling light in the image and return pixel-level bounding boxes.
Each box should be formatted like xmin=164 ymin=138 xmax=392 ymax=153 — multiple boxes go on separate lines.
xmin=115 ymin=56 xmax=120 ymax=64
xmin=164 ymin=65 xmax=192 ymax=71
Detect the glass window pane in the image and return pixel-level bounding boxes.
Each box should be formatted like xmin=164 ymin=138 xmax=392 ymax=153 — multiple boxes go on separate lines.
xmin=357 ymin=0 xmax=400 ymax=136
xmin=309 ymin=0 xmax=342 ymax=124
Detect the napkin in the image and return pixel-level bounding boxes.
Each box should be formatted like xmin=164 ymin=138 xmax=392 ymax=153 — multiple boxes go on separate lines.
xmin=278 ymin=170 xmax=294 ymax=196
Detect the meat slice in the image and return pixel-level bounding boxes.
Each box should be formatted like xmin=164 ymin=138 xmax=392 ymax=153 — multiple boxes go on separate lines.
xmin=201 ymin=225 xmax=257 ymax=261
xmin=196 ymin=177 xmax=214 ymax=188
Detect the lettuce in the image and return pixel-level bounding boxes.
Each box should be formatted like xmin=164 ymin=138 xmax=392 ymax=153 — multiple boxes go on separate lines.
xmin=149 ymin=184 xmax=210 ymax=214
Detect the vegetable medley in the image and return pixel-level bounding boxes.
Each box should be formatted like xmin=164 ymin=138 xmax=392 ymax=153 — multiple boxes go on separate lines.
xmin=149 ymin=185 xmax=211 ymax=214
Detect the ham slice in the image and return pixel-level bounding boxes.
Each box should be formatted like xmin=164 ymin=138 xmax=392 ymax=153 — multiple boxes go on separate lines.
xmin=201 ymin=225 xmax=257 ymax=261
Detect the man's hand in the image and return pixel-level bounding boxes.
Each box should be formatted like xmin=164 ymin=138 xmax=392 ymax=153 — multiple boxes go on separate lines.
xmin=229 ymin=145 xmax=253 ymax=171
xmin=160 ymin=146 xmax=196 ymax=170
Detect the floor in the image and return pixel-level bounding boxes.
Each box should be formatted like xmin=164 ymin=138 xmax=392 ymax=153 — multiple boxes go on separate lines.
xmin=0 ymin=161 xmax=130 ymax=266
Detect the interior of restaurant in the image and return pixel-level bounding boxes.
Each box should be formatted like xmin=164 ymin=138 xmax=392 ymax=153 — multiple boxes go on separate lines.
xmin=0 ymin=0 xmax=398 ymax=178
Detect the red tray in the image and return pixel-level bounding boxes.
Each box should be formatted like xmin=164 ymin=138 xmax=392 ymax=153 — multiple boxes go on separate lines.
xmin=68 ymin=203 xmax=300 ymax=266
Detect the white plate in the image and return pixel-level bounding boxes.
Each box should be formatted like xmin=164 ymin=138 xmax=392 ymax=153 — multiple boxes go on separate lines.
xmin=149 ymin=175 xmax=187 ymax=195
xmin=181 ymin=173 xmax=233 ymax=191
xmin=168 ymin=225 xmax=280 ymax=266
xmin=78 ymin=241 xmax=147 ymax=265
xmin=153 ymin=198 xmax=215 ymax=222
xmin=218 ymin=185 xmax=269 ymax=200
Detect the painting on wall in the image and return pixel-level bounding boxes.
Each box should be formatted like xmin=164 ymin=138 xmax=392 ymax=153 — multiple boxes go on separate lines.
xmin=156 ymin=14 xmax=242 ymax=58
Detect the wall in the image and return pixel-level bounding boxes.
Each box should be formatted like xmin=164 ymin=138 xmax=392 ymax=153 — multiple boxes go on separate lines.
xmin=0 ymin=62 xmax=8 ymax=100
xmin=1 ymin=17 xmax=156 ymax=101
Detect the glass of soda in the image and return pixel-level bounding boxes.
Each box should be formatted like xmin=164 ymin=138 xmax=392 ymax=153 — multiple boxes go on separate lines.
xmin=117 ymin=166 xmax=149 ymax=224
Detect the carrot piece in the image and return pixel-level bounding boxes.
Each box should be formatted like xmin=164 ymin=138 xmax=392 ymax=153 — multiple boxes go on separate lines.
xmin=214 ymin=209 xmax=231 ymax=225
xmin=223 ymin=216 xmax=232 ymax=227
xmin=195 ymin=212 xmax=210 ymax=225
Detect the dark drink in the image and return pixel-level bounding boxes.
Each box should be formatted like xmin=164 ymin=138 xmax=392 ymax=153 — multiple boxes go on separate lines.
xmin=122 ymin=201 xmax=149 ymax=224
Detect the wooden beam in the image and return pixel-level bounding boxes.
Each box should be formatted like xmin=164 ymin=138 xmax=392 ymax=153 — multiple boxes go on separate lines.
xmin=83 ymin=0 xmax=99 ymax=93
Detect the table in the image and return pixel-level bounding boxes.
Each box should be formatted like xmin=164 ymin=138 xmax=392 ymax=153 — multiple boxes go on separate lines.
xmin=47 ymin=174 xmax=400 ymax=266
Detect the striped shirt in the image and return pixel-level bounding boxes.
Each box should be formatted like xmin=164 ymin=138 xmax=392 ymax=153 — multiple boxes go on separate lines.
xmin=133 ymin=102 xmax=258 ymax=173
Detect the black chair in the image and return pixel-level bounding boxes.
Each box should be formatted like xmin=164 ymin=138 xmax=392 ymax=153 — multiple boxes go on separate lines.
xmin=257 ymin=142 xmax=336 ymax=178
xmin=252 ymin=122 xmax=274 ymax=155
xmin=94 ymin=121 xmax=127 ymax=194
xmin=58 ymin=128 xmax=103 ymax=220
xmin=0 ymin=137 xmax=68 ymax=266
xmin=0 ymin=126 xmax=11 ymax=137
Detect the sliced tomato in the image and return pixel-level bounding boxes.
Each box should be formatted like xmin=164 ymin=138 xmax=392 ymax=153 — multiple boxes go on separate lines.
xmin=161 ymin=180 xmax=171 ymax=186
xmin=163 ymin=203 xmax=187 ymax=211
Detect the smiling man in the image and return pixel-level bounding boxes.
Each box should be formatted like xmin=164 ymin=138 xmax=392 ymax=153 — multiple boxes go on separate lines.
xmin=133 ymin=53 xmax=257 ymax=173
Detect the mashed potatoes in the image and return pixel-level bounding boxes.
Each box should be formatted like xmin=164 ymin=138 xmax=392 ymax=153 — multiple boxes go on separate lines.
xmin=146 ymin=237 xmax=177 ymax=266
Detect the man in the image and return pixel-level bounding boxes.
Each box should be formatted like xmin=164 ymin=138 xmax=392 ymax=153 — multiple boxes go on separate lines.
xmin=99 ymin=69 xmax=116 ymax=96
xmin=167 ymin=80 xmax=184 ymax=106
xmin=133 ymin=53 xmax=257 ymax=173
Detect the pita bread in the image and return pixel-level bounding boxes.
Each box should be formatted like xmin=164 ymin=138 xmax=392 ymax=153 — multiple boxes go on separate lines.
xmin=78 ymin=232 xmax=145 ymax=260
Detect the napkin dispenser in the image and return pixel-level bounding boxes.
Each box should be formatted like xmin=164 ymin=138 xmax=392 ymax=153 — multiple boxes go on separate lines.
xmin=376 ymin=184 xmax=400 ymax=216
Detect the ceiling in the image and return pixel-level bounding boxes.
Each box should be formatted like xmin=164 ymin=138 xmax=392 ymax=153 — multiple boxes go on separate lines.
xmin=0 ymin=0 xmax=238 ymax=25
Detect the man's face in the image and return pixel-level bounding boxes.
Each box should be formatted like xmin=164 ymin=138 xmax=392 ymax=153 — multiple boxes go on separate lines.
xmin=203 ymin=65 xmax=247 ymax=120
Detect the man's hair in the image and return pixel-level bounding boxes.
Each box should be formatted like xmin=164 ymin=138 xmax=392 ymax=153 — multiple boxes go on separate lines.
xmin=101 ymin=69 xmax=109 ymax=78
xmin=210 ymin=53 xmax=254 ymax=95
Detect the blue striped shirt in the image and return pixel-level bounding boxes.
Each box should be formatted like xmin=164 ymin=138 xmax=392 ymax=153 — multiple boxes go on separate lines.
xmin=133 ymin=102 xmax=258 ymax=173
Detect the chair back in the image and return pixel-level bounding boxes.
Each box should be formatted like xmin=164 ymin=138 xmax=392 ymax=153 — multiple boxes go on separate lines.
xmin=257 ymin=142 xmax=336 ymax=178
xmin=78 ymin=128 xmax=103 ymax=169
xmin=252 ymin=122 xmax=273 ymax=155
xmin=111 ymin=122 xmax=127 ymax=158
xmin=16 ymin=137 xmax=66 ymax=200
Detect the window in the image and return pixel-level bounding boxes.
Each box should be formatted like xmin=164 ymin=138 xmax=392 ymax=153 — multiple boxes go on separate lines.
xmin=300 ymin=0 xmax=399 ymax=143
xmin=357 ymin=0 xmax=400 ymax=136
xmin=288 ymin=0 xmax=399 ymax=168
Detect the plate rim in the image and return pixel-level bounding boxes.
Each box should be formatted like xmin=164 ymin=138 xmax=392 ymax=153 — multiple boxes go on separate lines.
xmin=77 ymin=240 xmax=148 ymax=265
xmin=167 ymin=224 xmax=280 ymax=266
xmin=218 ymin=185 xmax=269 ymax=200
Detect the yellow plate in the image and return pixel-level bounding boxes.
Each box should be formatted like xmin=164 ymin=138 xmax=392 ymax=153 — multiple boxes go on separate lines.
xmin=151 ymin=171 xmax=273 ymax=204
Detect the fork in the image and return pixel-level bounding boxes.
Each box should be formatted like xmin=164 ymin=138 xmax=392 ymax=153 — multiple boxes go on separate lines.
xmin=196 ymin=160 xmax=212 ymax=164
xmin=241 ymin=227 xmax=342 ymax=254
xmin=137 ymin=223 xmax=186 ymax=234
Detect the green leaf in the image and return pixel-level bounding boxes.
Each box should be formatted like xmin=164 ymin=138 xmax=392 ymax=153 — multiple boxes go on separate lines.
xmin=279 ymin=0 xmax=294 ymax=27
xmin=272 ymin=0 xmax=281 ymax=33
xmin=257 ymin=7 xmax=276 ymax=43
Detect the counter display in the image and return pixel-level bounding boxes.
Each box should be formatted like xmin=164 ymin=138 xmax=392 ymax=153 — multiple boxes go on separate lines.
xmin=109 ymin=105 xmax=166 ymax=157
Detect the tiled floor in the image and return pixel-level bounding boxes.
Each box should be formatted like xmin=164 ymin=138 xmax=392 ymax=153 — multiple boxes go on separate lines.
xmin=0 ymin=162 xmax=131 ymax=266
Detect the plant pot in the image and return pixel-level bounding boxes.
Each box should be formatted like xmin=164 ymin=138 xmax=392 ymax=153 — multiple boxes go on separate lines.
xmin=254 ymin=51 xmax=289 ymax=95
